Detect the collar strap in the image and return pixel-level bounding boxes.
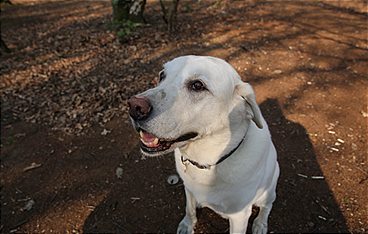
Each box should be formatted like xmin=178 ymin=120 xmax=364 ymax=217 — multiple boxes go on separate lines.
xmin=181 ymin=136 xmax=245 ymax=170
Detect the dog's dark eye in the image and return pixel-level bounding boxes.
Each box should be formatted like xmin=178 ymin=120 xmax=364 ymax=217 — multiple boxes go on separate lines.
xmin=159 ymin=70 xmax=166 ymax=82
xmin=189 ymin=80 xmax=206 ymax=92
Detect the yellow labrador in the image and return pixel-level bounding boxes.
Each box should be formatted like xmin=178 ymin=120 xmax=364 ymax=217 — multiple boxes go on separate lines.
xmin=128 ymin=56 xmax=279 ymax=234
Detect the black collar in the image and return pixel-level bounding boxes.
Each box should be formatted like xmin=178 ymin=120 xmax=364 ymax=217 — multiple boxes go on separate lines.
xmin=181 ymin=135 xmax=246 ymax=170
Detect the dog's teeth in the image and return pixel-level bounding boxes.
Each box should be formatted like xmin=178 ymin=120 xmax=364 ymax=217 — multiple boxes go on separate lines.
xmin=140 ymin=132 xmax=160 ymax=148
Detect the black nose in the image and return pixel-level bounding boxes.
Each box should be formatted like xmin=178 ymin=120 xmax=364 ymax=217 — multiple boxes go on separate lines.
xmin=127 ymin=96 xmax=152 ymax=121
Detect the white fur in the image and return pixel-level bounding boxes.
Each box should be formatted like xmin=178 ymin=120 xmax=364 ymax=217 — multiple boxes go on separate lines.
xmin=131 ymin=56 xmax=279 ymax=234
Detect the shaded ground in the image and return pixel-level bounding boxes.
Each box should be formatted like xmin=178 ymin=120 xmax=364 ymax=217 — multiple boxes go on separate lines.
xmin=1 ymin=0 xmax=367 ymax=233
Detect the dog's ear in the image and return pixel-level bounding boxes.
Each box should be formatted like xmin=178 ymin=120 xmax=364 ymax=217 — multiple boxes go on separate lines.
xmin=235 ymin=82 xmax=263 ymax=129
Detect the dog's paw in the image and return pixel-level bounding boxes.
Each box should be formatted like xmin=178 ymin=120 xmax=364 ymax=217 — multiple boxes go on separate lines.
xmin=177 ymin=218 xmax=196 ymax=234
xmin=252 ymin=219 xmax=268 ymax=234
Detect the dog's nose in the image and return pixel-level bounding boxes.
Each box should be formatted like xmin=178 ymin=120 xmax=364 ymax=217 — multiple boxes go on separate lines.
xmin=127 ymin=96 xmax=152 ymax=121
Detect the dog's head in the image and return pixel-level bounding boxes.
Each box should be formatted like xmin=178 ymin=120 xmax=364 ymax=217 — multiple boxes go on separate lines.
xmin=128 ymin=55 xmax=262 ymax=156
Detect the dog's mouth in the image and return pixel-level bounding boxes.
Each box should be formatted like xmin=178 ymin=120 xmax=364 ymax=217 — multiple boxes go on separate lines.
xmin=139 ymin=129 xmax=198 ymax=155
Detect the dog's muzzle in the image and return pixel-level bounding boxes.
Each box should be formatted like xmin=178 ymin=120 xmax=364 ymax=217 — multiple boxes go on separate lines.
xmin=127 ymin=96 xmax=198 ymax=156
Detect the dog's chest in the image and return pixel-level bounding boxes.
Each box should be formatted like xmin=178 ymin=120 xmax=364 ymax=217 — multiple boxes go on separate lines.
xmin=174 ymin=147 xmax=265 ymax=214
xmin=178 ymin=167 xmax=245 ymax=214
xmin=174 ymin=151 xmax=241 ymax=213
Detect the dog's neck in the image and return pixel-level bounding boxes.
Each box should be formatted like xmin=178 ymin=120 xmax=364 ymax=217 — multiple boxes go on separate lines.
xmin=179 ymin=122 xmax=249 ymax=168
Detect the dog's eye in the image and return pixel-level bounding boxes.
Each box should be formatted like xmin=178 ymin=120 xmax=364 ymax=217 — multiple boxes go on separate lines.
xmin=189 ymin=80 xmax=206 ymax=92
xmin=159 ymin=70 xmax=166 ymax=82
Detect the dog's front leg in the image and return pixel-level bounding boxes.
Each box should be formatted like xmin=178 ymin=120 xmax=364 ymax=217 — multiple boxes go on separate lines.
xmin=228 ymin=205 xmax=252 ymax=234
xmin=252 ymin=205 xmax=272 ymax=234
xmin=177 ymin=188 xmax=197 ymax=234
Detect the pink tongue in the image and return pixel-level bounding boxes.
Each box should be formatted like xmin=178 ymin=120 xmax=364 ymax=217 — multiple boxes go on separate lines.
xmin=141 ymin=131 xmax=157 ymax=142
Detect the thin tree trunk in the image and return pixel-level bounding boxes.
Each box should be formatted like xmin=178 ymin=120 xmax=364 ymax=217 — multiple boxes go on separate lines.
xmin=0 ymin=37 xmax=11 ymax=54
xmin=159 ymin=0 xmax=179 ymax=32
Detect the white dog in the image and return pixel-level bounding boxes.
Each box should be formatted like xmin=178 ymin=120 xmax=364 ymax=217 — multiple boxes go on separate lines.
xmin=128 ymin=55 xmax=279 ymax=234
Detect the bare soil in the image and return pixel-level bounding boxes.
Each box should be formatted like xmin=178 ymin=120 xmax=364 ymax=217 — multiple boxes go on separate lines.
xmin=1 ymin=0 xmax=367 ymax=233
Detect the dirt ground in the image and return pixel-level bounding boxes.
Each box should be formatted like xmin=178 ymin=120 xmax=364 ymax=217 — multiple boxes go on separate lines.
xmin=1 ymin=0 xmax=367 ymax=233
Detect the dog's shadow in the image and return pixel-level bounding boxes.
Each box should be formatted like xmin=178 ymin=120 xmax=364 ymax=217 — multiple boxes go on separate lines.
xmin=258 ymin=98 xmax=348 ymax=233
xmin=82 ymin=98 xmax=348 ymax=233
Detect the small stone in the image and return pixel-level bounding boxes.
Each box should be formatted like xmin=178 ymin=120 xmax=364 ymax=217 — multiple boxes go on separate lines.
xmin=21 ymin=199 xmax=35 ymax=211
xmin=115 ymin=167 xmax=123 ymax=179
xmin=167 ymin=174 xmax=179 ymax=185
xmin=307 ymin=222 xmax=315 ymax=227
xmin=330 ymin=147 xmax=339 ymax=152
xmin=101 ymin=129 xmax=111 ymax=136
xmin=361 ymin=111 xmax=368 ymax=118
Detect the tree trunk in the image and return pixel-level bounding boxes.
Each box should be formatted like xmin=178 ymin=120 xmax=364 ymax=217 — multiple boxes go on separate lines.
xmin=111 ymin=0 xmax=146 ymax=23
xmin=0 ymin=1 xmax=12 ymax=54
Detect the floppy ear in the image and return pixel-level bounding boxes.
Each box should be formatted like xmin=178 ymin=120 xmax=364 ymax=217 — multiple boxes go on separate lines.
xmin=235 ymin=82 xmax=263 ymax=129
